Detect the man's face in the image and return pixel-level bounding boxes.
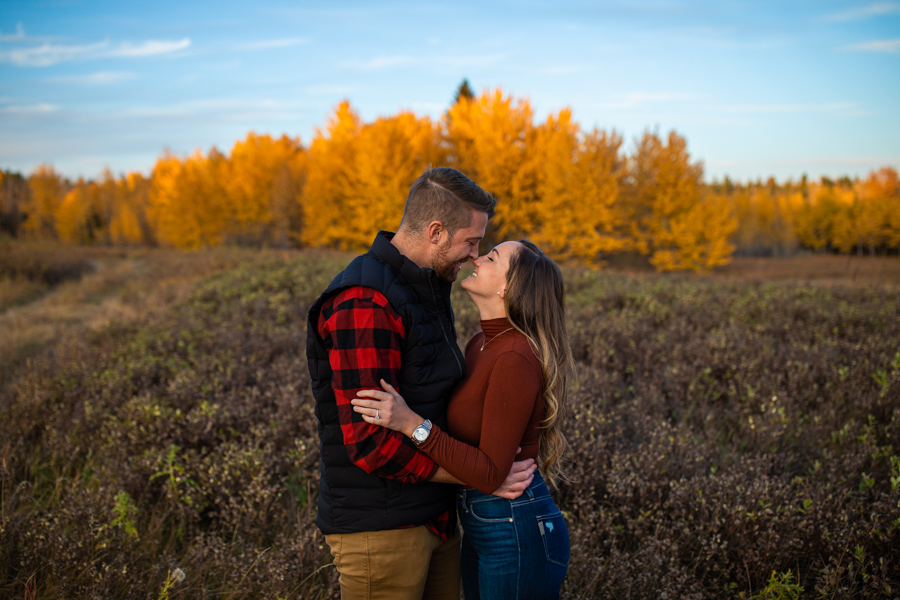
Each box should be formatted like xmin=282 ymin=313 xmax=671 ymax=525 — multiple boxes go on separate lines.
xmin=431 ymin=211 xmax=489 ymax=282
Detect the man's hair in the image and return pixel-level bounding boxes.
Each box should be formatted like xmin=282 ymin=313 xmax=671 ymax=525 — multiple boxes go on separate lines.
xmin=399 ymin=167 xmax=496 ymax=238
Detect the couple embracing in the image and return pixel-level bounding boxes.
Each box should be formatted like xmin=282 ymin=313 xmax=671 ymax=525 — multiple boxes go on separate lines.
xmin=307 ymin=167 xmax=574 ymax=599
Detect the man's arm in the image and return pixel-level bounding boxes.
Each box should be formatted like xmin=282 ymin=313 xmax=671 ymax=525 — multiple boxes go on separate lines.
xmin=428 ymin=467 xmax=462 ymax=485
xmin=319 ymin=287 xmax=437 ymax=483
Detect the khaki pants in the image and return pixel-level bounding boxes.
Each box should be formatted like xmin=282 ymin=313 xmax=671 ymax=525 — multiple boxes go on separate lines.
xmin=325 ymin=526 xmax=460 ymax=600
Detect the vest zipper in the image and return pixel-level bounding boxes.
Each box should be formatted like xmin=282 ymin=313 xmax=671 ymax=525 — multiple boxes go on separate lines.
xmin=430 ymin=281 xmax=464 ymax=377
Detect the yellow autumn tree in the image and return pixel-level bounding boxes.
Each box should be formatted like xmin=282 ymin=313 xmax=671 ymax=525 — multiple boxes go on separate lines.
xmin=522 ymin=109 xmax=629 ymax=262
xmin=344 ymin=111 xmax=446 ymax=248
xmin=301 ymin=101 xmax=362 ymax=249
xmin=868 ymin=168 xmax=900 ymax=250
xmin=55 ymin=171 xmax=153 ymax=245
xmin=149 ymin=150 xmax=230 ymax=248
xmin=109 ymin=172 xmax=153 ymax=245
xmin=23 ymin=164 xmax=67 ymax=239
xmin=855 ymin=167 xmax=899 ymax=253
xmin=224 ymin=132 xmax=306 ymax=246
xmin=778 ymin=189 xmax=806 ymax=254
xmin=791 ymin=171 xmax=900 ymax=254
xmin=729 ymin=181 xmax=802 ymax=256
xmin=795 ymin=184 xmax=837 ymax=251
xmin=729 ymin=187 xmax=759 ymax=254
xmin=820 ymin=181 xmax=858 ymax=254
xmin=446 ymin=89 xmax=534 ymax=240
xmin=56 ymin=179 xmax=97 ymax=244
xmin=301 ymin=102 xmax=443 ymax=250
xmin=628 ymin=130 xmax=736 ymax=271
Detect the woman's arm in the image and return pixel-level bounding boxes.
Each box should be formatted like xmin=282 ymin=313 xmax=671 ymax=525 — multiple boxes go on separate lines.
xmin=353 ymin=352 xmax=541 ymax=495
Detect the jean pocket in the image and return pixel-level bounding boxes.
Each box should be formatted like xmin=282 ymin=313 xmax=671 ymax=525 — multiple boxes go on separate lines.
xmin=467 ymin=497 xmax=514 ymax=523
xmin=536 ymin=512 xmax=570 ymax=567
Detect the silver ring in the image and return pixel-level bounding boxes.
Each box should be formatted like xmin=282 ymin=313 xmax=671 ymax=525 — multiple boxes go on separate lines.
xmin=375 ymin=410 xmax=380 ymax=420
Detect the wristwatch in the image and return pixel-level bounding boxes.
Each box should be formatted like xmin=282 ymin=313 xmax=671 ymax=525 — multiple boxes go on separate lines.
xmin=411 ymin=419 xmax=433 ymax=445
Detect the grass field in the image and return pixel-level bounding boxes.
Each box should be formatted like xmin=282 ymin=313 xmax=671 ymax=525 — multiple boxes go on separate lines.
xmin=1 ymin=243 xmax=898 ymax=599
xmin=0 ymin=240 xmax=314 ymax=386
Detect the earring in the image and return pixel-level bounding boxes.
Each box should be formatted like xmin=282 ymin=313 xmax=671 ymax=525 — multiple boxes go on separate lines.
xmin=497 ymin=292 xmax=501 ymax=295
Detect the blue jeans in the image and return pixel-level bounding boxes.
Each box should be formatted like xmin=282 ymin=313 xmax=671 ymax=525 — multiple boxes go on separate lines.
xmin=457 ymin=472 xmax=569 ymax=600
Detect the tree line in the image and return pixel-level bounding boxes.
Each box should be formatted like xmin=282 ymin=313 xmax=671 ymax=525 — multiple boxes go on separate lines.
xmin=2 ymin=86 xmax=898 ymax=271
xmin=717 ymin=170 xmax=900 ymax=257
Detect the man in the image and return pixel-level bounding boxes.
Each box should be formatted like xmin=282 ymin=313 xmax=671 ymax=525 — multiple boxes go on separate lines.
xmin=306 ymin=167 xmax=536 ymax=599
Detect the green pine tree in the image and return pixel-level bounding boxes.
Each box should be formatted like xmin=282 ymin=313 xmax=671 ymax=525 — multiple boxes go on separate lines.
xmin=454 ymin=79 xmax=474 ymax=104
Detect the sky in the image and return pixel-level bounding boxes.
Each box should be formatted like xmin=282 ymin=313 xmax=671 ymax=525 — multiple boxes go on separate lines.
xmin=0 ymin=0 xmax=898 ymax=183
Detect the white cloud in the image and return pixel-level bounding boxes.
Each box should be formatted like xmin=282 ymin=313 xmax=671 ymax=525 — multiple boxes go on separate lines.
xmin=410 ymin=101 xmax=447 ymax=113
xmin=764 ymin=156 xmax=900 ymax=167
xmin=0 ymin=41 xmax=108 ymax=67
xmin=542 ymin=65 xmax=580 ymax=75
xmin=302 ymin=84 xmax=354 ymax=95
xmin=236 ymin=37 xmax=310 ymax=50
xmin=110 ymin=98 xmax=301 ymax=119
xmin=0 ymin=103 xmax=59 ymax=114
xmin=45 ymin=71 xmax=137 ymax=85
xmin=0 ymin=23 xmax=26 ymax=41
xmin=436 ymin=53 xmax=506 ymax=68
xmin=824 ymin=2 xmax=900 ymax=21
xmin=707 ymin=159 xmax=741 ymax=169
xmin=108 ymin=38 xmax=191 ymax=58
xmin=592 ymin=91 xmax=699 ymax=110
xmin=0 ymin=38 xmax=191 ymax=67
xmin=339 ymin=51 xmax=504 ymax=71
xmin=713 ymin=102 xmax=855 ymax=114
xmin=844 ymin=38 xmax=900 ymax=52
xmin=341 ymin=55 xmax=415 ymax=70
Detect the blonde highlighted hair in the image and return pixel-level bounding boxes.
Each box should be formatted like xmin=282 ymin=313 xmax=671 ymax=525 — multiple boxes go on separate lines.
xmin=504 ymin=240 xmax=575 ymax=487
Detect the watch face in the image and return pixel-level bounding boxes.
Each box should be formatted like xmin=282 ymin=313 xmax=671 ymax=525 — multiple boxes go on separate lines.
xmin=413 ymin=427 xmax=427 ymax=442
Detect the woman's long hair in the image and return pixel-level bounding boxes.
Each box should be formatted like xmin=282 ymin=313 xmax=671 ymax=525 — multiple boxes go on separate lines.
xmin=504 ymin=240 xmax=575 ymax=487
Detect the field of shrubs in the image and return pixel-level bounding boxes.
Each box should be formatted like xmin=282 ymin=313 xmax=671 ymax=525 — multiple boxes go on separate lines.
xmin=1 ymin=250 xmax=898 ymax=599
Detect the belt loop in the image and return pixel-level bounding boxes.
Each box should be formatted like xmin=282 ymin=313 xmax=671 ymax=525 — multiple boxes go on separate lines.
xmin=525 ymin=482 xmax=535 ymax=500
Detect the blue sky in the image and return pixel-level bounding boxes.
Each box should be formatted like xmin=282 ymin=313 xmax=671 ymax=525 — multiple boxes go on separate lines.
xmin=1 ymin=0 xmax=898 ymax=182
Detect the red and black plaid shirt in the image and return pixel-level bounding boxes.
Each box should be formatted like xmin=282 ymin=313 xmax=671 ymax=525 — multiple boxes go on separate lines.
xmin=317 ymin=286 xmax=454 ymax=540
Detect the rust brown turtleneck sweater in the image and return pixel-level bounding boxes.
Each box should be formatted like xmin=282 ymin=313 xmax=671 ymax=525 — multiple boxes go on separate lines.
xmin=418 ymin=317 xmax=544 ymax=494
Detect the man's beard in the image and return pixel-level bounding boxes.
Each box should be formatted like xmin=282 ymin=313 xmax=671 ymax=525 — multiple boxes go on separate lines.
xmin=432 ymin=238 xmax=460 ymax=282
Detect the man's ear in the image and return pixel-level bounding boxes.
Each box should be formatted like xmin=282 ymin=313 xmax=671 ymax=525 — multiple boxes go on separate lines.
xmin=426 ymin=221 xmax=445 ymax=244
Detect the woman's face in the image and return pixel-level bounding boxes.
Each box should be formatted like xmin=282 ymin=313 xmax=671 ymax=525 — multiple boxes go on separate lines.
xmin=461 ymin=241 xmax=522 ymax=299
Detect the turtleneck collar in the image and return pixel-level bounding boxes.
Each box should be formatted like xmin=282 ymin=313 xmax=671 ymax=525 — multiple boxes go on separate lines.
xmin=481 ymin=316 xmax=513 ymax=337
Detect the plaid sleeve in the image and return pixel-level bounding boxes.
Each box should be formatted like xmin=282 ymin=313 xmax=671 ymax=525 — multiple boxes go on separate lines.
xmin=318 ymin=287 xmax=438 ymax=483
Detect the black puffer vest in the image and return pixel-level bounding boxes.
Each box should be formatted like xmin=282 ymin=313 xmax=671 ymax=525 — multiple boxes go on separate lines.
xmin=307 ymin=231 xmax=466 ymax=534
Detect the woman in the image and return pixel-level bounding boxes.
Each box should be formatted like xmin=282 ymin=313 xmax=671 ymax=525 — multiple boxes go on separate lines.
xmin=352 ymin=240 xmax=575 ymax=599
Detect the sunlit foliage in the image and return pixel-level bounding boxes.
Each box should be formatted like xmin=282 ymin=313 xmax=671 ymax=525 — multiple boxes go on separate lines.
xmin=302 ymin=102 xmax=444 ymax=250
xmin=522 ymin=110 xmax=629 ymax=263
xmin=447 ymin=89 xmax=534 ymax=241
xmin=56 ymin=170 xmax=153 ymax=245
xmin=627 ymin=130 xmax=737 ymax=271
xmin=149 ymin=134 xmax=306 ymax=249
xmin=22 ymin=164 xmax=66 ymax=239
xmin=7 ymin=91 xmax=900 ymax=268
